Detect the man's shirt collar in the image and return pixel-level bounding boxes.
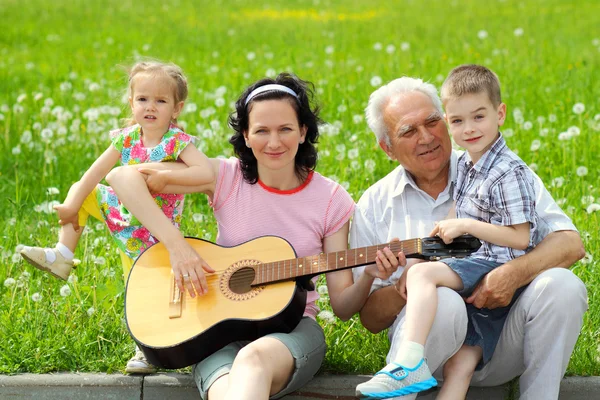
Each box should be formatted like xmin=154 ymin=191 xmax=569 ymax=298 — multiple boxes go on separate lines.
xmin=392 ymin=151 xmax=458 ymax=198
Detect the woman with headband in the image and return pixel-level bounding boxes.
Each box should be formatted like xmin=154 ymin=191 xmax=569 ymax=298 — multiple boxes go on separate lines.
xmin=107 ymin=73 xmax=395 ymax=399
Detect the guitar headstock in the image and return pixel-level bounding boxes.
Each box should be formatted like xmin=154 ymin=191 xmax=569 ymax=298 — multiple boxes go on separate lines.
xmin=419 ymin=235 xmax=481 ymax=260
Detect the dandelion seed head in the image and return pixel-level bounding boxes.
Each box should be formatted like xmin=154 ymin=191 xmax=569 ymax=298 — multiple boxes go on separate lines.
xmin=576 ymin=166 xmax=588 ymax=176
xmin=551 ymin=177 xmax=564 ymax=188
xmin=317 ymin=285 xmax=329 ymax=295
xmin=87 ymin=307 xmax=95 ymax=316
xmin=581 ymin=252 xmax=593 ymax=264
xmin=530 ymin=140 xmax=541 ymax=151
xmin=503 ymin=129 xmax=514 ymax=138
xmin=11 ymin=253 xmax=22 ymax=263
xmin=348 ymin=148 xmax=359 ymax=159
xmin=370 ymin=76 xmax=382 ymax=87
xmin=586 ymin=204 xmax=600 ymax=214
xmin=192 ymin=213 xmax=204 ymax=223
xmin=352 ymin=114 xmax=364 ymax=124
xmin=325 ymin=45 xmax=334 ymax=54
xmin=558 ymin=132 xmax=571 ymax=141
xmin=567 ymin=126 xmax=580 ymax=136
xmin=581 ymin=195 xmax=595 ymax=206
xmin=514 ymin=27 xmax=524 ymax=36
xmin=400 ymin=42 xmax=410 ymax=51
xmin=60 ymin=285 xmax=71 ymax=297
xmin=246 ymin=52 xmax=256 ymax=61
xmin=46 ymin=187 xmax=60 ymax=195
xmin=523 ymin=121 xmax=533 ymax=130
xmin=549 ymin=114 xmax=557 ymax=123
xmin=317 ymin=310 xmax=335 ymax=324
xmin=528 ymin=163 xmax=538 ymax=171
xmin=373 ymin=42 xmax=382 ymax=51
xmin=185 ymin=103 xmax=197 ymax=113
xmin=365 ymin=159 xmax=376 ymax=173
xmin=67 ymin=275 xmax=78 ymax=284
xmin=477 ymin=30 xmax=489 ymax=40
xmin=93 ymin=256 xmax=106 ymax=265
xmin=385 ymin=44 xmax=395 ymax=54
xmin=572 ymin=103 xmax=585 ymax=115
xmin=31 ymin=293 xmax=42 ymax=302
xmin=3 ymin=278 xmax=16 ymax=287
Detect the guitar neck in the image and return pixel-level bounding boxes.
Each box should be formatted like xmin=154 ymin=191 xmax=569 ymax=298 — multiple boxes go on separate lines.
xmin=253 ymin=238 xmax=423 ymax=285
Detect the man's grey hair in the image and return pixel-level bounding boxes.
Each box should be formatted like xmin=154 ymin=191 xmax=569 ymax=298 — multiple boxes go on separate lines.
xmin=365 ymin=77 xmax=444 ymax=146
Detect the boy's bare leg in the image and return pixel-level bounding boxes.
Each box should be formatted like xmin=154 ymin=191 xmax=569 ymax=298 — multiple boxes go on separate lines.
xmin=437 ymin=345 xmax=482 ymax=400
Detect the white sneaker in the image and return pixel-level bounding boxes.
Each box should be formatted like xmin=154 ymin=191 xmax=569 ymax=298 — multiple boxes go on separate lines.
xmin=125 ymin=350 xmax=156 ymax=374
xmin=20 ymin=246 xmax=73 ymax=280
xmin=356 ymin=359 xmax=437 ymax=399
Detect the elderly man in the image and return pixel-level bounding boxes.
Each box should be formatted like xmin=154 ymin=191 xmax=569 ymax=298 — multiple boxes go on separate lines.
xmin=351 ymin=77 xmax=587 ymax=399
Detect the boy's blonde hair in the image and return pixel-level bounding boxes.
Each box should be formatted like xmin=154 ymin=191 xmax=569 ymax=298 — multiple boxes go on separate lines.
xmin=441 ymin=64 xmax=502 ymax=107
xmin=125 ymin=60 xmax=188 ymax=126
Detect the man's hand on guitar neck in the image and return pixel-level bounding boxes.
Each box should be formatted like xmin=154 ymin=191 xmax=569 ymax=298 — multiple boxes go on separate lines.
xmin=169 ymin=239 xmax=215 ymax=297
xmin=366 ymin=238 xmax=407 ymax=280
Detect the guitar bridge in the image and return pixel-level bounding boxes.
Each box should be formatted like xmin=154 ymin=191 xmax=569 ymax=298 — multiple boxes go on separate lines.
xmin=169 ymin=272 xmax=183 ymax=319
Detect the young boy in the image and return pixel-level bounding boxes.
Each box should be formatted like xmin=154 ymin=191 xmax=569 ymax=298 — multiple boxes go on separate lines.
xmin=356 ymin=64 xmax=538 ymax=399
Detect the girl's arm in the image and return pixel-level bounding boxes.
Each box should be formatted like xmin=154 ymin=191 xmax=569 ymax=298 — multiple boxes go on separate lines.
xmin=430 ymin=219 xmax=531 ymax=250
xmin=137 ymin=159 xmax=221 ymax=195
xmin=56 ymin=146 xmax=121 ymax=228
xmin=138 ymin=146 xmax=215 ymax=193
xmin=325 ymin=223 xmax=407 ymax=321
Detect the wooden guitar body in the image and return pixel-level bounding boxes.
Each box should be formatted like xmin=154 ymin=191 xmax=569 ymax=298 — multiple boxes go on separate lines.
xmin=125 ymin=236 xmax=306 ymax=369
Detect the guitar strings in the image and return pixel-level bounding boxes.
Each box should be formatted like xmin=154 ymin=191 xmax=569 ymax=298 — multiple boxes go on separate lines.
xmin=166 ymin=243 xmax=421 ymax=287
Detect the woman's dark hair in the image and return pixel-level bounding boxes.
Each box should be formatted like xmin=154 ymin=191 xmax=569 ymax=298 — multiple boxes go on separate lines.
xmin=229 ymin=72 xmax=322 ymax=184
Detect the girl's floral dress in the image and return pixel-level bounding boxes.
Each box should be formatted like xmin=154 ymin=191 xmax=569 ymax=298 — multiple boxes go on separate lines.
xmin=97 ymin=124 xmax=193 ymax=260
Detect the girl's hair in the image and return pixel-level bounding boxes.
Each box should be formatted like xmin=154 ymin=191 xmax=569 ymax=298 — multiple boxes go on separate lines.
xmin=124 ymin=60 xmax=188 ymax=126
xmin=229 ymin=72 xmax=322 ymax=184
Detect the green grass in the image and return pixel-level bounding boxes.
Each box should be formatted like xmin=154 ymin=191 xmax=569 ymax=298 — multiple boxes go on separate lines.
xmin=1 ymin=0 xmax=599 ymax=375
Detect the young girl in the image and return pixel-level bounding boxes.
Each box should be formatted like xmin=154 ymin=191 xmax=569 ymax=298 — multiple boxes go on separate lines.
xmin=20 ymin=60 xmax=214 ymax=373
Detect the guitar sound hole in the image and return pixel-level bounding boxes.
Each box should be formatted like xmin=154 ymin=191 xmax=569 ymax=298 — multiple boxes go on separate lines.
xmin=229 ymin=267 xmax=256 ymax=294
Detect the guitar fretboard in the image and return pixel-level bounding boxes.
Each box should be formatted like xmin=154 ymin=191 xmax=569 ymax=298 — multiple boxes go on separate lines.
xmin=253 ymin=239 xmax=422 ymax=285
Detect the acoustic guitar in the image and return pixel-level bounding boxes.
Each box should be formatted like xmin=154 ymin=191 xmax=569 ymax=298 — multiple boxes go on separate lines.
xmin=125 ymin=235 xmax=480 ymax=369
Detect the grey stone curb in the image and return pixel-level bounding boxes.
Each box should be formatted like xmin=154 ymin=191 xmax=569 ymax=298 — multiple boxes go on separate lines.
xmin=0 ymin=373 xmax=598 ymax=399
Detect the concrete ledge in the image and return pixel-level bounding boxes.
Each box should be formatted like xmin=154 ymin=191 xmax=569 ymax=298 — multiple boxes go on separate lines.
xmin=144 ymin=373 xmax=197 ymax=400
xmin=0 ymin=373 xmax=598 ymax=399
xmin=0 ymin=373 xmax=142 ymax=399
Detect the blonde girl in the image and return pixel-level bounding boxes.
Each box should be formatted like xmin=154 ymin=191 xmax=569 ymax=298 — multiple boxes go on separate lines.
xmin=20 ymin=60 xmax=214 ymax=373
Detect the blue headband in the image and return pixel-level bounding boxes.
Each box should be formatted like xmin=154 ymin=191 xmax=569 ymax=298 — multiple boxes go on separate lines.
xmin=244 ymin=84 xmax=299 ymax=106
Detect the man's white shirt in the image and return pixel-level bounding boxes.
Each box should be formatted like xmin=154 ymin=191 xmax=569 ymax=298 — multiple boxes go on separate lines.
xmin=350 ymin=150 xmax=577 ymax=293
